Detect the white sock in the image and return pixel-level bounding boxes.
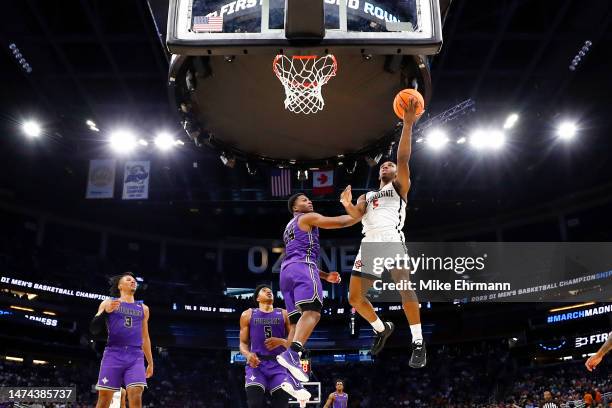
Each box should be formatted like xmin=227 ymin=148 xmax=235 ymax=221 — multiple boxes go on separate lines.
xmin=410 ymin=323 xmax=423 ymax=344
xmin=370 ymin=317 xmax=385 ymax=333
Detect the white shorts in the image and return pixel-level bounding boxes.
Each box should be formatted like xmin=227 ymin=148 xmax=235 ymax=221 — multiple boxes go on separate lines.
xmin=352 ymin=229 xmax=407 ymax=277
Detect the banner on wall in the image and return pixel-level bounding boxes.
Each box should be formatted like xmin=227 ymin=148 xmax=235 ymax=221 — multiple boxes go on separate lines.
xmin=85 ymin=159 xmax=116 ymax=199
xmin=122 ymin=161 xmax=150 ymax=200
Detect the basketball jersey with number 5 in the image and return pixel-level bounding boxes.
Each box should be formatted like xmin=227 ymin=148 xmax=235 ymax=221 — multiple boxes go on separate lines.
xmin=107 ymin=300 xmax=144 ymax=347
xmin=249 ymin=308 xmax=286 ymax=356
xmin=361 ymin=182 xmax=406 ymax=234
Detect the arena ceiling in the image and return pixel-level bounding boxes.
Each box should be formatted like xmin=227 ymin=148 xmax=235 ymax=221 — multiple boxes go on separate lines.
xmin=0 ymin=0 xmax=611 ymax=233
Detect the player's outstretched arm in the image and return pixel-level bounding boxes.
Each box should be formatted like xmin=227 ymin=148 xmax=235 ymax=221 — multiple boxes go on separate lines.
xmin=240 ymin=309 xmax=260 ymax=368
xmin=300 ymin=212 xmax=360 ymax=230
xmin=90 ymin=298 xmax=119 ymax=335
xmin=323 ymin=392 xmax=335 ymax=408
xmin=586 ymin=331 xmax=612 ymax=371
xmin=395 ymin=97 xmax=421 ymax=197
xmin=340 ymin=185 xmax=366 ymax=220
xmin=142 ymin=304 xmax=154 ymax=378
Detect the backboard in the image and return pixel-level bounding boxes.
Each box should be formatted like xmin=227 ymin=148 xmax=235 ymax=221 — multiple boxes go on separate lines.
xmin=167 ymin=0 xmax=443 ymax=55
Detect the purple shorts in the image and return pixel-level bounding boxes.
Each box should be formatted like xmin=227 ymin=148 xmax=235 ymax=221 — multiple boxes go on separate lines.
xmin=245 ymin=359 xmax=288 ymax=394
xmin=280 ymin=262 xmax=323 ymax=319
xmin=96 ymin=346 xmax=147 ymax=391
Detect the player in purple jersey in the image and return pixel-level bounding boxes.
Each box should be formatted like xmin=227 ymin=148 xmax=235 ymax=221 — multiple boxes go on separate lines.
xmin=277 ymin=194 xmax=358 ymax=382
xmin=240 ymin=284 xmax=311 ymax=407
xmin=90 ymin=272 xmax=153 ymax=408
xmin=341 ymin=98 xmax=426 ymax=367
xmin=323 ymin=379 xmax=348 ymax=408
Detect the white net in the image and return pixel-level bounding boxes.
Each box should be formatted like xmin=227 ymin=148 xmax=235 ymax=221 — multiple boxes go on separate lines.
xmin=273 ymin=54 xmax=338 ymax=114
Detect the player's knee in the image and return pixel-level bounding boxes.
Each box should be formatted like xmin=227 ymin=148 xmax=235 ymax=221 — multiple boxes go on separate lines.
xmin=399 ymin=289 xmax=418 ymax=303
xmin=271 ymin=389 xmax=289 ymax=408
xmin=302 ymin=309 xmax=321 ymax=323
xmin=348 ymin=290 xmax=366 ymax=307
xmin=96 ymin=391 xmax=114 ymax=405
xmin=127 ymin=387 xmax=143 ymax=406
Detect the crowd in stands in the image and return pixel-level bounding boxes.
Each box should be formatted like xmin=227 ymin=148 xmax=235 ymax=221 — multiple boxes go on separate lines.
xmin=1 ymin=342 xmax=609 ymax=407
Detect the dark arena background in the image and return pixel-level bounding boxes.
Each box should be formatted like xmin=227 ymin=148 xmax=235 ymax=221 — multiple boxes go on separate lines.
xmin=0 ymin=1 xmax=611 ymax=407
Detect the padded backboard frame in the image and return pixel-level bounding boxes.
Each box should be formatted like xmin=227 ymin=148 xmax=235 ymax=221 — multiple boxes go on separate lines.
xmin=167 ymin=0 xmax=443 ymax=55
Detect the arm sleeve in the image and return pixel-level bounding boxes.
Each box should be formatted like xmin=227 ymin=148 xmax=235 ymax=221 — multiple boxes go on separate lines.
xmin=90 ymin=311 xmax=109 ymax=335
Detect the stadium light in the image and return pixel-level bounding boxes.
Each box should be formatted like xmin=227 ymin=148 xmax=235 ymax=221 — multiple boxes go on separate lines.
xmin=86 ymin=119 xmax=100 ymax=132
xmin=109 ymin=130 xmax=137 ymax=154
xmin=425 ymin=129 xmax=449 ymax=150
xmin=503 ymin=113 xmax=519 ymax=129
xmin=557 ymin=121 xmax=577 ymax=140
xmin=469 ymin=129 xmax=505 ymax=150
xmin=22 ymin=120 xmax=42 ymax=138
xmin=154 ymin=132 xmax=175 ymax=151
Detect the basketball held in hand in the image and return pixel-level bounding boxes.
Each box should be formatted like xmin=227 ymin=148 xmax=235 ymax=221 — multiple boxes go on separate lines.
xmin=393 ymin=89 xmax=425 ymax=119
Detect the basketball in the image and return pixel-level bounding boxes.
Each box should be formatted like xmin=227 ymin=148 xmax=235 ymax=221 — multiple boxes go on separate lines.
xmin=393 ymin=89 xmax=425 ymax=119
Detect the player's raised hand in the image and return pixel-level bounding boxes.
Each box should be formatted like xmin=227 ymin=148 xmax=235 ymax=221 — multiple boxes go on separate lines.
xmin=325 ymin=272 xmax=342 ymax=284
xmin=264 ymin=337 xmax=286 ymax=350
xmin=247 ymin=352 xmax=261 ymax=368
xmin=104 ymin=299 xmax=121 ymax=313
xmin=402 ymin=96 xmax=421 ymax=126
xmin=340 ymin=185 xmax=352 ymax=207
xmin=585 ymin=353 xmax=603 ymax=371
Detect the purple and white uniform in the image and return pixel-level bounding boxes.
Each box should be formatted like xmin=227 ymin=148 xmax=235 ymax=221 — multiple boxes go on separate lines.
xmin=96 ymin=300 xmax=147 ymax=391
xmin=280 ymin=213 xmax=323 ymax=318
xmin=245 ymin=308 xmax=288 ymax=393
xmin=332 ymin=392 xmax=349 ymax=408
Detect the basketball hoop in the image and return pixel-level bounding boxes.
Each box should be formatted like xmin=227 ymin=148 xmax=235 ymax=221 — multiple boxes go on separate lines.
xmin=273 ymin=54 xmax=338 ymax=114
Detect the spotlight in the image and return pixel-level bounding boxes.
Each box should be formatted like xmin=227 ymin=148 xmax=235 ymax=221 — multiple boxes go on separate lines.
xmin=469 ymin=129 xmax=505 ymax=150
xmin=297 ymin=170 xmax=308 ymax=181
xmin=154 ymin=132 xmax=175 ymax=151
xmin=425 ymin=129 xmax=449 ymax=150
xmin=220 ymin=153 xmax=236 ymax=168
xmin=109 ymin=130 xmax=137 ymax=153
xmin=138 ymin=139 xmax=149 ymax=147
xmin=557 ymin=121 xmax=577 ymax=140
xmin=415 ymin=137 xmax=423 ymax=143
xmin=86 ymin=119 xmax=96 ymax=127
xmin=456 ymin=137 xmax=466 ymax=144
xmin=503 ymin=113 xmax=519 ymax=129
xmin=174 ymin=140 xmax=185 ymax=146
xmin=489 ymin=130 xmax=506 ymax=149
xmin=22 ymin=120 xmax=42 ymax=138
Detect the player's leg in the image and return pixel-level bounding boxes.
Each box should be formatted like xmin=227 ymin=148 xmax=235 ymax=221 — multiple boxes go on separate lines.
xmin=245 ymin=386 xmax=266 ymax=408
xmin=123 ymin=349 xmax=147 ymax=407
xmin=125 ymin=385 xmax=144 ymax=408
xmin=389 ymin=234 xmax=426 ymax=367
xmin=350 ymin=246 xmax=394 ymax=355
xmin=96 ymin=349 xmax=124 ymax=408
xmin=270 ymin=387 xmax=290 ymax=408
xmin=277 ymin=263 xmax=321 ymax=382
xmin=246 ymin=364 xmax=269 ymax=408
xmin=96 ymin=390 xmax=115 ymax=408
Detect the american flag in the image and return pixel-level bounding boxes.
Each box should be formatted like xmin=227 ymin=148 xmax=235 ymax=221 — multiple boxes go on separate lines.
xmin=271 ymin=169 xmax=292 ymax=197
xmin=193 ymin=15 xmax=224 ymax=32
